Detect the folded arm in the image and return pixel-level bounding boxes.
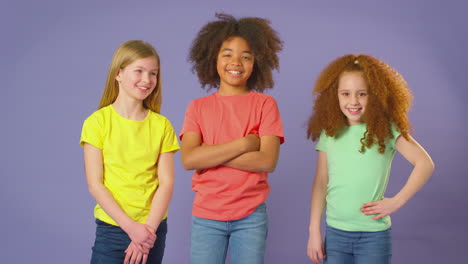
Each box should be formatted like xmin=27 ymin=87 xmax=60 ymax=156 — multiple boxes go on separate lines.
xmin=223 ymin=135 xmax=280 ymax=173
xmin=180 ymin=131 xmax=259 ymax=170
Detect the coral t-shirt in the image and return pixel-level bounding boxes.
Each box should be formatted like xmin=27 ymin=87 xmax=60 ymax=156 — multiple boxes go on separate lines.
xmin=180 ymin=91 xmax=284 ymax=220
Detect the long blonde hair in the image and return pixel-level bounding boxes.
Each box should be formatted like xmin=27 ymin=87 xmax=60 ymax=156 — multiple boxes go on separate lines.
xmin=99 ymin=40 xmax=162 ymax=113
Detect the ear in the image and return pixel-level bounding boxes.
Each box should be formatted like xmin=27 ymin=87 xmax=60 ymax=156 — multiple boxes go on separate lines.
xmin=115 ymin=69 xmax=123 ymax=82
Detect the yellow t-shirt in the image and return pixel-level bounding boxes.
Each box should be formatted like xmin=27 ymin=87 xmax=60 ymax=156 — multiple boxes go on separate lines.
xmin=80 ymin=105 xmax=180 ymax=226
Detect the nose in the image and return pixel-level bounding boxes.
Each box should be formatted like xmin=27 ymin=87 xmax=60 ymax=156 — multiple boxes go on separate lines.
xmin=230 ymin=56 xmax=241 ymax=66
xmin=141 ymin=73 xmax=150 ymax=83
xmin=350 ymin=94 xmax=359 ymax=105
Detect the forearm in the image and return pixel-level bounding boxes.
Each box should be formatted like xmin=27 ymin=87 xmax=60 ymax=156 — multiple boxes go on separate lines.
xmin=393 ymin=159 xmax=434 ymax=205
xmin=88 ymin=183 xmax=134 ymax=230
xmin=145 ymin=184 xmax=173 ymax=230
xmin=146 ymin=152 xmax=176 ymax=230
xmin=309 ymin=180 xmax=327 ymax=234
xmin=224 ymin=151 xmax=276 ymax=173
xmin=224 ymin=135 xmax=280 ymax=173
xmin=182 ymin=134 xmax=257 ymax=170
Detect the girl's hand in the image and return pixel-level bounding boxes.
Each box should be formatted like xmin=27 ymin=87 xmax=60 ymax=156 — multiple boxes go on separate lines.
xmin=124 ymin=241 xmax=148 ymax=264
xmin=307 ymin=232 xmax=326 ymax=264
xmin=124 ymin=222 xmax=156 ymax=252
xmin=361 ymin=197 xmax=404 ymax=220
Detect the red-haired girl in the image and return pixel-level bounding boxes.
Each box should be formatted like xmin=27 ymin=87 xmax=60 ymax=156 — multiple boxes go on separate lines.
xmin=306 ymin=54 xmax=434 ymax=264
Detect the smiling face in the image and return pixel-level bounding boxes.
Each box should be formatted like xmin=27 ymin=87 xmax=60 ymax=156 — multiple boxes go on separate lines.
xmin=216 ymin=36 xmax=254 ymax=93
xmin=337 ymin=71 xmax=369 ymax=126
xmin=116 ymin=56 xmax=158 ymax=102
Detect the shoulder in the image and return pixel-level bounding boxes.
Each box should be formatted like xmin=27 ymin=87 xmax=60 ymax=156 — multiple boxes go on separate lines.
xmin=184 ymin=93 xmax=217 ymax=114
xmin=191 ymin=93 xmax=216 ymax=105
xmin=83 ymin=105 xmax=112 ymax=125
xmin=148 ymin=111 xmax=173 ymax=126
xmin=249 ymin=92 xmax=278 ymax=107
xmin=251 ymin=91 xmax=275 ymax=101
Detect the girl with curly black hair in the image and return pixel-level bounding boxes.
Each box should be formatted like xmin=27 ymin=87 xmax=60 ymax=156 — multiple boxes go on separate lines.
xmin=180 ymin=13 xmax=283 ymax=264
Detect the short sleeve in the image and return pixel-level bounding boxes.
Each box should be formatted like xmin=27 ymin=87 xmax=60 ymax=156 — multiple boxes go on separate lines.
xmin=80 ymin=114 xmax=104 ymax=149
xmin=161 ymin=118 xmax=180 ymax=153
xmin=179 ymin=100 xmax=201 ymax=140
xmin=315 ymin=130 xmax=328 ymax=152
xmin=388 ymin=124 xmax=402 ymax=150
xmin=258 ymin=97 xmax=285 ymax=144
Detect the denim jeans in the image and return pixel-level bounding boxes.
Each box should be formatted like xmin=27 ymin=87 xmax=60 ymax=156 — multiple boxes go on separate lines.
xmin=190 ymin=203 xmax=268 ymax=264
xmin=90 ymin=218 xmax=167 ymax=264
xmin=324 ymin=225 xmax=392 ymax=264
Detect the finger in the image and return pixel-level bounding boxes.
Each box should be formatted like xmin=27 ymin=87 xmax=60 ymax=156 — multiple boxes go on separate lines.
xmin=141 ymin=242 xmax=152 ymax=253
xmin=318 ymin=248 xmax=324 ymax=259
xmin=124 ymin=251 xmax=130 ymax=264
xmin=372 ymin=213 xmax=386 ymax=220
xmin=362 ymin=201 xmax=378 ymax=207
xmin=136 ymin=251 xmax=143 ymax=264
xmin=145 ymin=225 xmax=156 ymax=234
xmin=306 ymin=248 xmax=313 ymax=260
xmin=311 ymin=251 xmax=319 ymax=263
xmin=135 ymin=243 xmax=145 ymax=252
xmin=142 ymin=254 xmax=148 ymax=264
xmin=318 ymin=249 xmax=325 ymax=264
xmin=129 ymin=250 xmax=137 ymax=264
xmin=147 ymin=236 xmax=156 ymax=245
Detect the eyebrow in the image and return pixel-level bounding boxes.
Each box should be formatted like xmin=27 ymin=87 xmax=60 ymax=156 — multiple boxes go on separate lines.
xmin=135 ymin=66 xmax=158 ymax=71
xmin=338 ymin=89 xmax=368 ymax=92
xmin=221 ymin=48 xmax=253 ymax=54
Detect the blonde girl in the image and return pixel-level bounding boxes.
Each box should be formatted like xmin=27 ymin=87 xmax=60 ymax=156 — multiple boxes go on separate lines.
xmin=80 ymin=40 xmax=179 ymax=264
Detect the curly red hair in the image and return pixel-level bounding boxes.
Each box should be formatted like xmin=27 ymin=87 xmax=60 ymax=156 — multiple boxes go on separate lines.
xmin=307 ymin=54 xmax=413 ymax=153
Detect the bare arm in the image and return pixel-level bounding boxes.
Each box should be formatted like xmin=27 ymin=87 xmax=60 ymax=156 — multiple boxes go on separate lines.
xmin=307 ymin=151 xmax=328 ymax=264
xmin=124 ymin=152 xmax=176 ymax=264
xmin=361 ymin=135 xmax=435 ymax=219
xmin=223 ymin=135 xmax=280 ymax=173
xmin=145 ymin=152 xmax=175 ymax=230
xmin=83 ymin=143 xmax=155 ymax=251
xmin=180 ymin=131 xmax=259 ymax=170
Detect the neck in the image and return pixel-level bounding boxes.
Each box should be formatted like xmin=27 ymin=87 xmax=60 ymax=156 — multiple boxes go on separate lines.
xmin=112 ymin=95 xmax=147 ymax=120
xmin=218 ymin=85 xmax=250 ymax=96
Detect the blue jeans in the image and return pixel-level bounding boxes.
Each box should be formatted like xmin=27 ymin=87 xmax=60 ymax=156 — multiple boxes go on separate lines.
xmin=324 ymin=225 xmax=392 ymax=264
xmin=91 ymin=218 xmax=167 ymax=264
xmin=190 ymin=203 xmax=268 ymax=264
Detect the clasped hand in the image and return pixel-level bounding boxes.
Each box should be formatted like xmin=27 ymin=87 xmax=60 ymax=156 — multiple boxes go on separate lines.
xmin=124 ymin=223 xmax=157 ymax=264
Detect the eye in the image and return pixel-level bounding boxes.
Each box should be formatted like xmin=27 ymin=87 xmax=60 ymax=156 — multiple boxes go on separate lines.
xmin=135 ymin=69 xmax=142 ymax=73
xmin=242 ymin=56 xmax=252 ymax=60
xmin=359 ymin=92 xmax=368 ymax=97
xmin=151 ymin=72 xmax=157 ymax=76
xmin=341 ymin=92 xmax=349 ymax=97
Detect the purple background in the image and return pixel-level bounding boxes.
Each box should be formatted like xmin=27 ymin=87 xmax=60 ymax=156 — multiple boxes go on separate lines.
xmin=3 ymin=0 xmax=467 ymax=263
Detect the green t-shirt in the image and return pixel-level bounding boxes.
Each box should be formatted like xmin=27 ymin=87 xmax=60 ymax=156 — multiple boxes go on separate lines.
xmin=316 ymin=123 xmax=400 ymax=231
xmin=80 ymin=105 xmax=180 ymax=226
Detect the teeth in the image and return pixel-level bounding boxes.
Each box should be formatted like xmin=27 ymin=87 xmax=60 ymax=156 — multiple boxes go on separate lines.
xmin=228 ymin=70 xmax=241 ymax=75
xmin=348 ymin=109 xmax=360 ymax=112
xmin=138 ymin=86 xmax=149 ymax=90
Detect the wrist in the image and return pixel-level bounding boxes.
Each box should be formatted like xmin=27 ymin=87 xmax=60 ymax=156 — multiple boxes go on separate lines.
xmin=309 ymin=225 xmax=321 ymax=235
xmin=392 ymin=194 xmax=408 ymax=207
xmin=120 ymin=219 xmax=136 ymax=233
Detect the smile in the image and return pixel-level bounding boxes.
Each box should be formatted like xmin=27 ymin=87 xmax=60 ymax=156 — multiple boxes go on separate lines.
xmin=137 ymin=86 xmax=150 ymax=91
xmin=347 ymin=108 xmax=362 ymax=114
xmin=227 ymin=70 xmax=242 ymax=75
